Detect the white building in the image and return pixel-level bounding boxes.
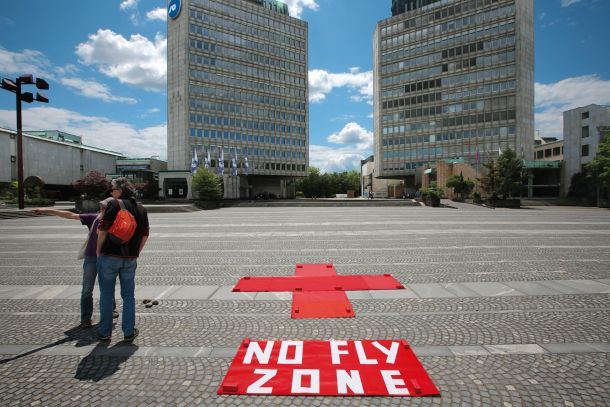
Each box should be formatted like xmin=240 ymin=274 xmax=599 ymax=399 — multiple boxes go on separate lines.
xmin=562 ymin=104 xmax=610 ymax=196
xmin=0 ymin=128 xmax=123 ymax=198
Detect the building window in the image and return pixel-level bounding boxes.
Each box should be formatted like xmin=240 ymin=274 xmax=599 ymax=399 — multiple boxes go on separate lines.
xmin=582 ymin=126 xmax=589 ymax=138
xmin=581 ymin=111 xmax=589 ymax=120
xmin=581 ymin=144 xmax=589 ymax=157
xmin=544 ymin=148 xmax=552 ymax=158
xmin=536 ymin=150 xmax=543 ymax=159
xmin=552 ymin=147 xmax=561 ymax=156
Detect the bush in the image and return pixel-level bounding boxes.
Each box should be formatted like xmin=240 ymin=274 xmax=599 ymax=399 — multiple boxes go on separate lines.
xmin=73 ymin=171 xmax=111 ymax=200
xmin=192 ymin=168 xmax=223 ymax=205
xmin=419 ymin=182 xmax=443 ymax=207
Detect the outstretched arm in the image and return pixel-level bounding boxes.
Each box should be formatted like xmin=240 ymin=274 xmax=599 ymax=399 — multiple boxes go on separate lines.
xmin=33 ymin=208 xmax=80 ymax=220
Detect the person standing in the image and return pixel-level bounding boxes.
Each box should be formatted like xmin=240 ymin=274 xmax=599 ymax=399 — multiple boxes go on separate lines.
xmin=34 ymin=201 xmax=118 ymax=327
xmin=96 ymin=177 xmax=149 ymax=342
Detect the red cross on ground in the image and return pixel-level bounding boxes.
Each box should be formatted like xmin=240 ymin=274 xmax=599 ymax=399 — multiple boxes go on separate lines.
xmin=232 ymin=264 xmax=405 ymax=319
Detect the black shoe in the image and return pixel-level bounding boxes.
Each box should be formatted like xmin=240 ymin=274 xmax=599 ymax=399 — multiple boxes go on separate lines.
xmin=79 ymin=320 xmax=92 ymax=328
xmin=123 ymin=328 xmax=139 ymax=343
xmin=97 ymin=333 xmax=111 ymax=342
xmin=113 ymin=310 xmax=119 ymax=319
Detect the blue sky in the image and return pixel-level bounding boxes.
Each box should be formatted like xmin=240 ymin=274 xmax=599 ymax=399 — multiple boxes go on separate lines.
xmin=1 ymin=0 xmax=609 ymax=172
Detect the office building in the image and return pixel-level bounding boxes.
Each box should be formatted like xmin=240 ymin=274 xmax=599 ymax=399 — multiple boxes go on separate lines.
xmin=166 ymin=0 xmax=308 ymax=199
xmin=374 ymin=0 xmax=534 ymax=187
xmin=563 ymin=104 xmax=610 ymax=196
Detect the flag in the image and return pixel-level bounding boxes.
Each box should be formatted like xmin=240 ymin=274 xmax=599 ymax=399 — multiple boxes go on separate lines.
xmin=244 ymin=156 xmax=250 ymax=176
xmin=204 ymin=147 xmax=211 ymax=169
xmin=475 ymin=148 xmax=479 ymax=163
xmin=218 ymin=147 xmax=225 ymax=175
xmin=231 ymin=148 xmax=238 ymax=176
xmin=190 ymin=146 xmax=199 ymax=174
xmin=498 ymin=146 xmax=502 ymax=156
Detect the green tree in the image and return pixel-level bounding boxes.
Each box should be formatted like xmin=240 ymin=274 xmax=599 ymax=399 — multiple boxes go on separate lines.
xmin=446 ymin=172 xmax=474 ymax=201
xmin=479 ymin=159 xmax=500 ymax=200
xmin=419 ymin=181 xmax=443 ymax=207
xmin=585 ymin=128 xmax=610 ymax=206
xmin=192 ymin=168 xmax=223 ymax=204
xmin=496 ymin=148 xmax=526 ymax=199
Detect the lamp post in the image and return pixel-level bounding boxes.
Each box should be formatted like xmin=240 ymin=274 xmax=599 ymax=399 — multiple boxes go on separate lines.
xmin=1 ymin=74 xmax=49 ymax=209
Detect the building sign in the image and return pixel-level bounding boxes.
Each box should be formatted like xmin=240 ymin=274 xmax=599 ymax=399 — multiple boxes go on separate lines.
xmin=167 ymin=0 xmax=182 ymax=19
xmin=218 ymin=339 xmax=440 ymax=397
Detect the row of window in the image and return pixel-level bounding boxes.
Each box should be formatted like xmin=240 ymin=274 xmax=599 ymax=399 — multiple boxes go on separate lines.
xmin=381 ymin=18 xmax=515 ymax=65
xmin=382 ymin=79 xmax=442 ymax=100
xmin=189 ymin=69 xmax=304 ymax=99
xmin=189 ymin=99 xmax=305 ymax=124
xmin=382 ymin=48 xmax=514 ymax=86
xmin=189 ymin=83 xmax=305 ymax=112
xmin=189 ymin=128 xmax=306 ymax=147
xmin=382 ymin=109 xmax=516 ymax=135
xmin=382 ymin=0 xmax=502 ymax=37
xmin=189 ymin=113 xmax=305 ymax=135
xmin=381 ymin=4 xmax=515 ymax=50
xmin=190 ymin=8 xmax=303 ymax=50
xmin=535 ymin=146 xmax=563 ymax=159
xmin=189 ymin=51 xmax=305 ymax=87
xmin=382 ymin=125 xmax=516 ymax=148
xmin=190 ymin=38 xmax=304 ymax=74
xmin=383 ymin=78 xmax=516 ymax=111
xmin=382 ymin=34 xmax=514 ymax=76
xmin=189 ymin=139 xmax=306 ymax=160
xmin=189 ymin=23 xmax=304 ymax=68
xmin=442 ymin=64 xmax=515 ymax=87
xmin=192 ymin=0 xmax=306 ymax=38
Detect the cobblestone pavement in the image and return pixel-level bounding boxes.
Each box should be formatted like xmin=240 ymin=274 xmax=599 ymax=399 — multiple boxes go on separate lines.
xmin=0 ymin=206 xmax=609 ymax=406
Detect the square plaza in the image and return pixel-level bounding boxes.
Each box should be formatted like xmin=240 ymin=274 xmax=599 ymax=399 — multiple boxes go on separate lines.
xmin=0 ymin=204 xmax=609 ymax=405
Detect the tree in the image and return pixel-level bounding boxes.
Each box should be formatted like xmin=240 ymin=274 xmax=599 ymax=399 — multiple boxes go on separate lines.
xmin=496 ymin=148 xmax=526 ymax=199
xmin=192 ymin=168 xmax=223 ymax=204
xmin=585 ymin=128 xmax=610 ymax=206
xmin=419 ymin=181 xmax=444 ymax=207
xmin=446 ymin=172 xmax=474 ymax=201
xmin=479 ymin=159 xmax=500 ymax=200
xmin=73 ymin=171 xmax=111 ymax=200
xmin=296 ymin=168 xmax=360 ymax=198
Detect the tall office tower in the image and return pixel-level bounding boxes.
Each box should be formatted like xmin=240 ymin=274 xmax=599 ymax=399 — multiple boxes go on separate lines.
xmin=167 ymin=0 xmax=308 ymax=198
xmin=374 ymin=0 xmax=534 ymax=186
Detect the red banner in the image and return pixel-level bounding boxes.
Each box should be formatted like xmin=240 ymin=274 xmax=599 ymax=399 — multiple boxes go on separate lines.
xmin=218 ymin=339 xmax=440 ymax=397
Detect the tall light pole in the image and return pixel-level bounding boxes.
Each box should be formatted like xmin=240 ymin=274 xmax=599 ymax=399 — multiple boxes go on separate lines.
xmin=1 ymin=74 xmax=49 ymax=209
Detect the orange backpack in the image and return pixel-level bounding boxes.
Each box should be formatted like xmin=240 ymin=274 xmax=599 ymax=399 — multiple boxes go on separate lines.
xmin=107 ymin=199 xmax=137 ymax=244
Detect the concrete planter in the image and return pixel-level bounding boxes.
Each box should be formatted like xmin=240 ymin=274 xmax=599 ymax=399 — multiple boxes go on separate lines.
xmin=76 ymin=199 xmax=100 ymax=213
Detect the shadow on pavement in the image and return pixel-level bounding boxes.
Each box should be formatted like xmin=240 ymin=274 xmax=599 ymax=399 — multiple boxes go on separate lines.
xmin=74 ymin=342 xmax=139 ymax=382
xmin=0 ymin=325 xmax=97 ymax=365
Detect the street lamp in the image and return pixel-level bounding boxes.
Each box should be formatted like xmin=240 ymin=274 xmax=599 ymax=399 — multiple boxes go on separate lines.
xmin=1 ymin=74 xmax=49 ymax=209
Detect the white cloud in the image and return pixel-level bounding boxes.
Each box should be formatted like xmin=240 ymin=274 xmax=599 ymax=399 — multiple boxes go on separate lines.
xmin=309 ymin=145 xmax=368 ymax=173
xmin=309 ymin=122 xmax=373 ymax=173
xmin=60 ymin=77 xmax=137 ymax=104
xmin=120 ymin=0 xmax=138 ymax=10
xmin=146 ymin=7 xmax=167 ymax=21
xmin=0 ymin=106 xmax=166 ymax=160
xmin=0 ymin=47 xmax=53 ymax=79
xmin=535 ymin=75 xmax=610 ymax=138
xmin=327 ymin=122 xmax=373 ymax=149
xmin=75 ymin=29 xmax=166 ymax=92
xmin=561 ymin=0 xmax=584 ymax=7
xmin=309 ymin=68 xmax=372 ymax=104
xmin=282 ymin=0 xmax=319 ymax=18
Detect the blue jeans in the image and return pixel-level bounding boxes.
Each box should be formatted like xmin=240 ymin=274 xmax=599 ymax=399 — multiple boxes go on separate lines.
xmin=81 ymin=257 xmax=116 ymax=323
xmin=97 ymin=255 xmax=137 ymax=337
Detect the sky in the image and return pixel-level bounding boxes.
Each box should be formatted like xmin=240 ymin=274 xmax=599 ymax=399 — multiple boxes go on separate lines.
xmin=1 ymin=0 xmax=610 ymax=173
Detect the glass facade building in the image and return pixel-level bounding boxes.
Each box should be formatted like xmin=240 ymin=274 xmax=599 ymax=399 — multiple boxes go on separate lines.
xmin=167 ymin=0 xmax=308 ymax=198
xmin=374 ymin=0 xmax=534 ymax=181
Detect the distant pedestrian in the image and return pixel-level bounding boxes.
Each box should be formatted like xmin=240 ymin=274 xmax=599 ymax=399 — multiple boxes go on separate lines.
xmin=34 ymin=201 xmax=118 ymax=328
xmin=96 ymin=178 xmax=149 ymax=343
xmin=370 ymin=192 xmax=374 ymax=200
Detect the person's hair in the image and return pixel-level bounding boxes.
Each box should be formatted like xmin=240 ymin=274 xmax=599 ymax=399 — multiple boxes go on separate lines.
xmin=111 ymin=177 xmax=136 ymax=198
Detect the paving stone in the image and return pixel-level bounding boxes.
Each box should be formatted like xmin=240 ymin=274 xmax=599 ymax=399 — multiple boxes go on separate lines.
xmin=0 ymin=206 xmax=609 ymax=405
